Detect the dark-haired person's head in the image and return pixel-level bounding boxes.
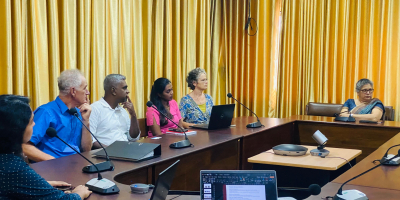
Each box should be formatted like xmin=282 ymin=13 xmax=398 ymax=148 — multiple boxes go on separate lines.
xmin=0 ymin=95 xmax=34 ymax=155
xmin=150 ymin=78 xmax=173 ymax=126
xmin=151 ymin=78 xmax=173 ymax=102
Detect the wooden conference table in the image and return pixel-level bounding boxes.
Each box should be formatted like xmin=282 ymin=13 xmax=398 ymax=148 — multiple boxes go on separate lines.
xmin=332 ymin=131 xmax=400 ymax=190
xmin=309 ymin=133 xmax=400 ymax=200
xmin=31 ymin=116 xmax=400 ymax=199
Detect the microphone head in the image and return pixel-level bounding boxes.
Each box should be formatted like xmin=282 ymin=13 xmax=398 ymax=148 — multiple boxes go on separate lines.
xmin=227 ymin=93 xmax=232 ymax=98
xmin=68 ymin=108 xmax=78 ymax=115
xmin=308 ymin=184 xmax=321 ymax=195
xmin=46 ymin=127 xmax=58 ymax=138
xmin=146 ymin=101 xmax=153 ymax=107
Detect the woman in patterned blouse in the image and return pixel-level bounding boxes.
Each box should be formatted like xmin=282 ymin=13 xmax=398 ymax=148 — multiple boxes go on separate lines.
xmin=0 ymin=95 xmax=91 ymax=200
xmin=179 ymin=68 xmax=214 ymax=128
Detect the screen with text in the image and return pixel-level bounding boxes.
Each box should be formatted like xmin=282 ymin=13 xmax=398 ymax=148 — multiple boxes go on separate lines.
xmin=201 ymin=171 xmax=277 ymax=200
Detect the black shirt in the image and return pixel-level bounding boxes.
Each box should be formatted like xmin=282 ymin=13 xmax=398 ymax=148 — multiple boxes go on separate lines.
xmin=0 ymin=154 xmax=80 ymax=200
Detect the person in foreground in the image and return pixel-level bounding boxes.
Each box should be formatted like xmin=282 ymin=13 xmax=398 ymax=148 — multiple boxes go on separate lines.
xmin=339 ymin=78 xmax=385 ymax=121
xmin=179 ymin=68 xmax=214 ymax=128
xmin=90 ymin=74 xmax=140 ymax=148
xmin=0 ymin=95 xmax=91 ymax=199
xmin=146 ymin=78 xmax=183 ymax=136
xmin=22 ymin=69 xmax=92 ymax=162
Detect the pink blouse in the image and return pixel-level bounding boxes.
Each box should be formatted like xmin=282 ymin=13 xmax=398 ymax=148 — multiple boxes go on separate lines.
xmin=146 ymin=99 xmax=182 ymax=137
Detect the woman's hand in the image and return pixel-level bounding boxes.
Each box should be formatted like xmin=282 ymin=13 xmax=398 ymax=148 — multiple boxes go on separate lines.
xmin=181 ymin=121 xmax=195 ymax=129
xmin=72 ymin=185 xmax=92 ymax=199
xmin=48 ymin=181 xmax=71 ymax=187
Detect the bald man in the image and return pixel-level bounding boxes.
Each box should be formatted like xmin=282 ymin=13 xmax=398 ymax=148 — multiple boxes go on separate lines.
xmin=89 ymin=74 xmax=140 ymax=149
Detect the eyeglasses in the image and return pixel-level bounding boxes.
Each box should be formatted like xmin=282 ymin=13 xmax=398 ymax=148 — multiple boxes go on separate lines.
xmin=360 ymin=89 xmax=374 ymax=94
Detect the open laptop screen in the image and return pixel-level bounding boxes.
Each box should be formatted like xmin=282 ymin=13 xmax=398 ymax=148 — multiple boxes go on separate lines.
xmin=200 ymin=170 xmax=278 ymax=200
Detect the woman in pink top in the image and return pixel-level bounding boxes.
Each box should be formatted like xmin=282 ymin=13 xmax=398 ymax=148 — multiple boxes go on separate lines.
xmin=146 ymin=78 xmax=183 ymax=136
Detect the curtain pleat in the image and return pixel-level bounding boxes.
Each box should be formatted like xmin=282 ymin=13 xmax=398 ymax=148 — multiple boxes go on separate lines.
xmin=27 ymin=0 xmax=50 ymax=109
xmin=90 ymin=0 xmax=106 ymax=102
xmin=220 ymin=0 xmax=281 ymax=117
xmin=0 ymin=0 xmax=13 ymax=95
xmin=11 ymin=0 xmax=25 ymax=95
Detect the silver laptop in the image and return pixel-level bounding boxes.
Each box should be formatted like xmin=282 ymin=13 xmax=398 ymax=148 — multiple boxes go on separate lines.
xmin=200 ymin=170 xmax=278 ymax=200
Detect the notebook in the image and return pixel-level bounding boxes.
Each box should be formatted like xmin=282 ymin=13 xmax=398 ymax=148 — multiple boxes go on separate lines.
xmin=166 ymin=130 xmax=197 ymax=135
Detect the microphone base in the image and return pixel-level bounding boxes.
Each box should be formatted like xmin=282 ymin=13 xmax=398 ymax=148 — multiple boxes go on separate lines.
xmin=82 ymin=160 xmax=115 ymax=173
xmin=334 ymin=116 xmax=356 ymax=122
xmin=246 ymin=121 xmax=263 ymax=128
xmin=333 ymin=190 xmax=368 ymax=200
xmin=380 ymin=154 xmax=400 ymax=166
xmin=86 ymin=178 xmax=120 ymax=194
xmin=310 ymin=148 xmax=330 ymax=157
xmin=170 ymin=139 xmax=192 ymax=149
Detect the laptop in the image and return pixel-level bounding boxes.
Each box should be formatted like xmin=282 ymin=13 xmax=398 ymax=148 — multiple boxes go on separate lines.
xmin=190 ymin=104 xmax=235 ymax=130
xmin=200 ymin=170 xmax=278 ymax=200
xmin=150 ymin=160 xmax=180 ymax=200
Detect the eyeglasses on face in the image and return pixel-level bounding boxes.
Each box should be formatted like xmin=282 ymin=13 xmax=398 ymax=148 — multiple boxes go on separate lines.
xmin=360 ymin=89 xmax=374 ymax=94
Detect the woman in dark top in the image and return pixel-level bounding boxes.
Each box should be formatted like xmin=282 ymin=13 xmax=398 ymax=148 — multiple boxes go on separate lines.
xmin=0 ymin=95 xmax=91 ymax=199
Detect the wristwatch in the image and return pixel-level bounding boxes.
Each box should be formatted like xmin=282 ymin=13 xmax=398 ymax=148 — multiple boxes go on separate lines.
xmin=349 ymin=113 xmax=353 ymax=118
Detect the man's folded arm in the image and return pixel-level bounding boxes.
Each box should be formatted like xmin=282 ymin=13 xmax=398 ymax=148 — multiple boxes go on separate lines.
xmin=22 ymin=142 xmax=55 ymax=162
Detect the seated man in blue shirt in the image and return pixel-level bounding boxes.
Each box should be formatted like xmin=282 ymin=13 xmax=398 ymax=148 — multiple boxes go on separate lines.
xmin=22 ymin=69 xmax=93 ymax=162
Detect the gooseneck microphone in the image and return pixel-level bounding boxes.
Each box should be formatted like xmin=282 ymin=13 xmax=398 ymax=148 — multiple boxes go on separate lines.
xmin=278 ymin=184 xmax=321 ymax=196
xmin=45 ymin=127 xmax=119 ymax=194
xmin=68 ymin=108 xmax=114 ymax=173
xmin=379 ymin=144 xmax=400 ymax=165
xmin=333 ymin=149 xmax=400 ymax=200
xmin=227 ymin=93 xmax=263 ymax=128
xmin=146 ymin=101 xmax=192 ymax=149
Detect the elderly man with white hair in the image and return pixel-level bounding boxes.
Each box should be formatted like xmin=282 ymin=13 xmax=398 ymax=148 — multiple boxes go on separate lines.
xmin=89 ymin=74 xmax=141 ymax=149
xmin=22 ymin=69 xmax=92 ymax=162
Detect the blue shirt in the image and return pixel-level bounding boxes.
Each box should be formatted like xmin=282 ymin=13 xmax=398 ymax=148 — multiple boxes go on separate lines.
xmin=30 ymin=97 xmax=83 ymax=159
xmin=0 ymin=153 xmax=81 ymax=200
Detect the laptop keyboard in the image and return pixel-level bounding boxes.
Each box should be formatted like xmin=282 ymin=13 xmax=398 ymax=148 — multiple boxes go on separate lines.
xmin=194 ymin=124 xmax=209 ymax=128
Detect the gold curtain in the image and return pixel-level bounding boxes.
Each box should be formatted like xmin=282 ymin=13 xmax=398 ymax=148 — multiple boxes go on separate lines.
xmin=219 ymin=0 xmax=283 ymax=117
xmin=1 ymin=0 xmax=399 ymax=120
xmin=0 ymin=0 xmax=224 ymax=118
xmin=278 ymin=0 xmax=400 ymax=120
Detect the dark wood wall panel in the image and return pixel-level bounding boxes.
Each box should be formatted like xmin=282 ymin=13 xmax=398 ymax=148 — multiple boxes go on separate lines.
xmin=114 ymin=167 xmax=152 ymax=185
xmin=153 ymin=139 xmax=239 ymax=191
xmin=297 ymin=122 xmax=400 ymax=161
xmin=241 ymin=123 xmax=295 ymax=170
